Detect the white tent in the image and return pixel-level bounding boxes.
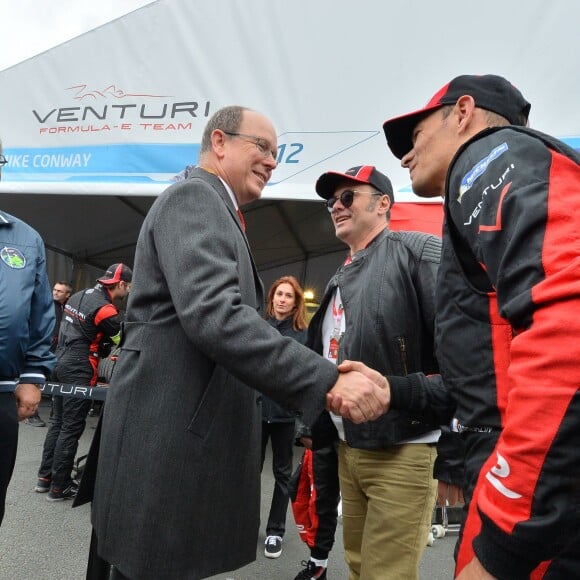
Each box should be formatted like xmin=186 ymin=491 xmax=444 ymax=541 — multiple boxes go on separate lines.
xmin=1 ymin=0 xmax=578 ymax=294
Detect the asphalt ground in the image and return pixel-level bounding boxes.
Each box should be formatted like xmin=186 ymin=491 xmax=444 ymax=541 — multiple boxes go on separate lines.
xmin=0 ymin=399 xmax=456 ymax=579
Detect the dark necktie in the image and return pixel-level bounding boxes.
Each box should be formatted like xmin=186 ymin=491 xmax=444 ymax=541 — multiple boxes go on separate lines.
xmin=237 ymin=209 xmax=246 ymax=232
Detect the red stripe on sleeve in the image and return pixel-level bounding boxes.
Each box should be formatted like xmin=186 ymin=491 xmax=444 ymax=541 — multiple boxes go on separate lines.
xmin=477 ymin=152 xmax=580 ymax=534
xmin=94 ymin=303 xmax=117 ymax=326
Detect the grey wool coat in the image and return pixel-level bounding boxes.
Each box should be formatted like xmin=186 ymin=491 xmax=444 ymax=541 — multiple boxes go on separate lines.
xmin=90 ymin=168 xmax=339 ymax=580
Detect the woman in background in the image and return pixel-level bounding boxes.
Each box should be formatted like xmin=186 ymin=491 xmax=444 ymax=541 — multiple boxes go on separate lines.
xmin=261 ymin=276 xmax=308 ymax=560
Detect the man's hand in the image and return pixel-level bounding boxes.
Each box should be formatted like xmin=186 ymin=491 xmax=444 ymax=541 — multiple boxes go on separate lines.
xmin=326 ymin=360 xmax=391 ymax=423
xmin=455 ymin=556 xmax=496 ymax=579
xmin=14 ymin=383 xmax=42 ymax=421
xmin=337 ymin=360 xmax=390 ymax=393
xmin=437 ymin=480 xmax=464 ymax=507
xmin=299 ymin=437 xmax=313 ymax=450
xmin=326 ymin=366 xmax=389 ymax=423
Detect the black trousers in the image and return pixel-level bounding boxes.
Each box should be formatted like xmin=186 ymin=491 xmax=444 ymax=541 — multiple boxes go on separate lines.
xmin=38 ymin=394 xmax=91 ymax=489
xmin=0 ymin=392 xmax=18 ymax=525
xmin=261 ymin=420 xmax=295 ymax=537
xmin=309 ymin=442 xmax=340 ymax=559
xmin=38 ymin=364 xmax=93 ymax=490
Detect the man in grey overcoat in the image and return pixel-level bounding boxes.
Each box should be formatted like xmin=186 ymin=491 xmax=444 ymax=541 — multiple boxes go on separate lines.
xmin=89 ymin=106 xmax=389 ymax=580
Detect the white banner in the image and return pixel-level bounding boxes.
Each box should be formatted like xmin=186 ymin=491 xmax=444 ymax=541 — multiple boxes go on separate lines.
xmin=1 ymin=0 xmax=578 ymax=201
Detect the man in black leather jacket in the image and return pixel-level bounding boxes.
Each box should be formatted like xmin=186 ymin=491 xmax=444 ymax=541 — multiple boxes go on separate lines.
xmin=311 ymin=165 xmax=454 ymax=580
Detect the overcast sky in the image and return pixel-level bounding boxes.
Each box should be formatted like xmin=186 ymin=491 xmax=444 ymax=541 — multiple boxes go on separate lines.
xmin=0 ymin=0 xmax=155 ymax=71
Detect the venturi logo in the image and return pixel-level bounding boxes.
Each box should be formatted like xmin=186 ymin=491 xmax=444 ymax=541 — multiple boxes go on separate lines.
xmin=485 ymin=452 xmax=522 ymax=499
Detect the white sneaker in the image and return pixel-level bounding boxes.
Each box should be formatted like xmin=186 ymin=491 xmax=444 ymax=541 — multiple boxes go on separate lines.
xmin=264 ymin=535 xmax=283 ymax=558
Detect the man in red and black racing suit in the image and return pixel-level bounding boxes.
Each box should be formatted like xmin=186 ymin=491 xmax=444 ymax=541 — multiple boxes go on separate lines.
xmin=438 ymin=126 xmax=580 ymax=580
xmin=36 ymin=263 xmax=132 ymax=501
xmin=383 ymin=74 xmax=580 ymax=579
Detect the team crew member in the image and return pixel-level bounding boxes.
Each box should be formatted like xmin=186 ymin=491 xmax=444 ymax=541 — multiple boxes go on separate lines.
xmin=36 ymin=263 xmax=132 ymax=501
xmin=383 ymin=74 xmax=580 ymax=579
xmin=291 ymin=422 xmax=340 ymax=580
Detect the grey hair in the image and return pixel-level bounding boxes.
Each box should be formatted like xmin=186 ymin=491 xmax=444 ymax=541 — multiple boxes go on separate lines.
xmin=199 ymin=106 xmax=250 ymax=155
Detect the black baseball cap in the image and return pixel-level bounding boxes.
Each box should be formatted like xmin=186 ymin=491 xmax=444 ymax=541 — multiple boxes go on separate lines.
xmin=383 ymin=74 xmax=531 ymax=159
xmin=315 ymin=165 xmax=395 ymax=204
xmin=97 ymin=263 xmax=133 ymax=285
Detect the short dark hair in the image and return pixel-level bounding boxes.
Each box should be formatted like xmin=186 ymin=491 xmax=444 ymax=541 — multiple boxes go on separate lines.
xmin=199 ymin=106 xmax=249 ymax=154
xmin=440 ymin=103 xmax=513 ymax=128
xmin=54 ymin=281 xmax=73 ymax=294
xmin=366 ymin=188 xmax=391 ymax=223
xmin=482 ymin=109 xmax=514 ymax=127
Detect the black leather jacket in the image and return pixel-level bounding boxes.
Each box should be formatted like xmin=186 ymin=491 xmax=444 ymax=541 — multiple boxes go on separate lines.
xmin=309 ymin=228 xmax=454 ymax=449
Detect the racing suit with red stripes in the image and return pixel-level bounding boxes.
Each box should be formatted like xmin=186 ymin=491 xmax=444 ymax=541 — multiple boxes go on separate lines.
xmin=38 ymin=284 xmax=123 ymax=492
xmin=56 ymin=284 xmax=122 ymax=383
xmin=436 ymin=126 xmax=580 ymax=579
xmin=289 ymin=442 xmax=339 ymax=561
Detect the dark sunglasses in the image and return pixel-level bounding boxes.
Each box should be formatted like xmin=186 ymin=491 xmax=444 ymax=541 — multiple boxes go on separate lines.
xmin=325 ymin=189 xmax=383 ymax=212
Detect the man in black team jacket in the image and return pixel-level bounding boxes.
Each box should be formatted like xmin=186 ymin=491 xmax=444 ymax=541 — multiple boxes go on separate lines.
xmin=384 ymin=74 xmax=580 ymax=580
xmin=36 ymin=264 xmax=131 ymax=501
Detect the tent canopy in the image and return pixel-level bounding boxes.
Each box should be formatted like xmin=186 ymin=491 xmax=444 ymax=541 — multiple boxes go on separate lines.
xmin=0 ymin=190 xmax=442 ymax=296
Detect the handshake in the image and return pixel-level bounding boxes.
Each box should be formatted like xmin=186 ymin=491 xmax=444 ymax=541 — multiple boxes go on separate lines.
xmin=326 ymin=360 xmax=391 ymax=424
